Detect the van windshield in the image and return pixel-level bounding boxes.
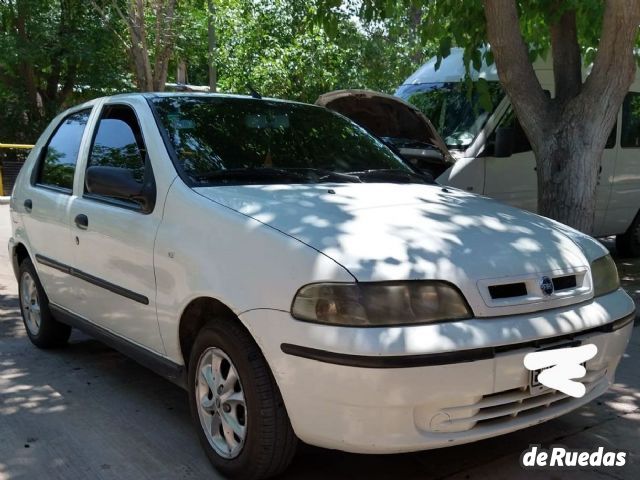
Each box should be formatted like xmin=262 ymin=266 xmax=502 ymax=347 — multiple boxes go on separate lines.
xmin=396 ymin=82 xmax=504 ymax=150
xmin=149 ymin=96 xmax=425 ymax=186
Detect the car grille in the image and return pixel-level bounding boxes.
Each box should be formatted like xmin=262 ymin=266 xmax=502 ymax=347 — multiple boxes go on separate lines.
xmin=430 ymin=367 xmax=607 ymax=433
xmin=476 ymin=267 xmax=591 ymax=315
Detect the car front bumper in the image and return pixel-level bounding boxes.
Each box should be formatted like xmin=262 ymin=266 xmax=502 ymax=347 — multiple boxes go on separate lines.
xmin=239 ymin=288 xmax=635 ymax=453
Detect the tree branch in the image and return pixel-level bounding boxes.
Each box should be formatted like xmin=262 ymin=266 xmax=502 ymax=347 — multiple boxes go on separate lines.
xmin=89 ymin=0 xmax=131 ymax=48
xmin=581 ymin=0 xmax=640 ymax=123
xmin=550 ymin=6 xmax=581 ymax=103
xmin=483 ymin=0 xmax=550 ymax=139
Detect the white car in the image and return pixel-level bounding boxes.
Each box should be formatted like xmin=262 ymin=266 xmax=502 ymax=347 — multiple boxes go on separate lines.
xmin=8 ymin=93 xmax=635 ymax=479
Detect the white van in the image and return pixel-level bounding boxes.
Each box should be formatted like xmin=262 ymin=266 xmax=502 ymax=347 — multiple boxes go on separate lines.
xmin=394 ymin=48 xmax=640 ymax=255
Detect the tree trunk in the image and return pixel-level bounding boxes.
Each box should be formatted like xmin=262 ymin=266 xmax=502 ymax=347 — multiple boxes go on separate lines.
xmin=484 ymin=0 xmax=640 ymax=234
xmin=177 ymin=59 xmax=187 ymax=84
xmin=535 ymin=120 xmax=607 ymax=232
xmin=207 ymin=0 xmax=217 ymax=92
xmin=15 ymin=0 xmax=41 ymax=121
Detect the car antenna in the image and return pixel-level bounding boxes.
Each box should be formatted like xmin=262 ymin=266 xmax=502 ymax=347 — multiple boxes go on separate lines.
xmin=247 ymin=84 xmax=262 ymax=99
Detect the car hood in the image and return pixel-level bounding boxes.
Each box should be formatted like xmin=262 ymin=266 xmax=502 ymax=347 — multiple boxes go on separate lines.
xmin=316 ymin=89 xmax=451 ymax=158
xmin=195 ymin=182 xmax=606 ymax=288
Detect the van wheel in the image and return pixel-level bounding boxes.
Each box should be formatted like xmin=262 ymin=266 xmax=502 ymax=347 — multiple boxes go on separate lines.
xmin=616 ymin=212 xmax=640 ymax=257
xmin=188 ymin=320 xmax=297 ymax=480
xmin=18 ymin=258 xmax=71 ymax=348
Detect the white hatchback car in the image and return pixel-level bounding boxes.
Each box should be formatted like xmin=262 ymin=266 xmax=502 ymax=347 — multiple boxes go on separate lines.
xmin=8 ymin=93 xmax=635 ymax=479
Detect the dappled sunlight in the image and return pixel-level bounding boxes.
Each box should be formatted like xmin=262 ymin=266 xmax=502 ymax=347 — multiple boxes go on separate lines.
xmin=197 ymin=182 xmax=590 ymax=291
xmin=0 ymin=382 xmax=67 ymax=416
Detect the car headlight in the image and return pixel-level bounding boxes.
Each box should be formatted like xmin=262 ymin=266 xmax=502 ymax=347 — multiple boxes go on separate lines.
xmin=291 ymin=281 xmax=472 ymax=326
xmin=591 ymin=254 xmax=620 ymax=297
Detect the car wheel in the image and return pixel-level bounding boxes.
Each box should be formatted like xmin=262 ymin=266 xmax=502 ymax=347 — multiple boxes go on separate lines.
xmin=18 ymin=258 xmax=71 ymax=348
xmin=188 ymin=320 xmax=297 ymax=480
xmin=616 ymin=211 xmax=640 ymax=257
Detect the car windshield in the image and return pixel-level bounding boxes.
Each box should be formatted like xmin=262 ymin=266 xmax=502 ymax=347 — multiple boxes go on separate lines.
xmin=396 ymin=82 xmax=504 ymax=150
xmin=149 ymin=96 xmax=422 ymax=186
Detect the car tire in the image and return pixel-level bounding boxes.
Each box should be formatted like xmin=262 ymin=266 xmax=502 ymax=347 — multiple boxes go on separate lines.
xmin=18 ymin=258 xmax=72 ymax=348
xmin=616 ymin=211 xmax=640 ymax=257
xmin=188 ymin=320 xmax=297 ymax=480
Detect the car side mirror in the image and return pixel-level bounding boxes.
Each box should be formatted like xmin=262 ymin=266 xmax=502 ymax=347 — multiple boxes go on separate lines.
xmin=86 ymin=166 xmax=154 ymax=212
xmin=494 ymin=127 xmax=514 ymax=158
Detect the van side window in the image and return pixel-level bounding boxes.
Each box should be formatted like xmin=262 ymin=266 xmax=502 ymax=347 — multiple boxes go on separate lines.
xmin=492 ymin=110 xmax=531 ymax=155
xmin=36 ymin=109 xmax=91 ymax=191
xmin=87 ymin=105 xmax=148 ymax=185
xmin=622 ymin=93 xmax=640 ymax=148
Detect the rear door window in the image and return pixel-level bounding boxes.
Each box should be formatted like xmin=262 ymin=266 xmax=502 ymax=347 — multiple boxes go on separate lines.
xmin=36 ymin=109 xmax=91 ymax=191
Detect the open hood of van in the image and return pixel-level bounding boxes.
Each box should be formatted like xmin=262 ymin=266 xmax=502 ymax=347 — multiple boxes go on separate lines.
xmin=316 ymin=89 xmax=450 ymax=157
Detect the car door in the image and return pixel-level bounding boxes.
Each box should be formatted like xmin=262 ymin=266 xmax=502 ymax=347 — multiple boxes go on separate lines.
xmin=68 ymin=102 xmax=165 ymax=353
xmin=20 ymin=109 xmax=92 ymax=306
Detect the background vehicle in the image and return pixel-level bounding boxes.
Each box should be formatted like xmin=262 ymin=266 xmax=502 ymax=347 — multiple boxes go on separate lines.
xmin=8 ymin=93 xmax=635 ymax=480
xmin=397 ymin=48 xmax=640 ymax=255
xmin=316 ymin=89 xmax=453 ymax=179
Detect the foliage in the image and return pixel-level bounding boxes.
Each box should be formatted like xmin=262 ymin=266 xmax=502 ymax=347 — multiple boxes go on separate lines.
xmin=174 ymin=0 xmax=432 ymax=103
xmin=0 ymin=0 xmax=128 ymax=142
xmin=91 ymin=0 xmax=179 ymax=92
xmin=342 ymin=0 xmax=616 ymax=73
xmin=0 ymin=0 xmax=433 ymax=142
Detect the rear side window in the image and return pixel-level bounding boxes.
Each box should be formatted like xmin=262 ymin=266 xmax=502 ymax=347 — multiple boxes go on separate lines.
xmin=37 ymin=110 xmax=91 ymax=191
xmin=622 ymin=93 xmax=640 ymax=148
xmin=87 ymin=105 xmax=147 ymax=183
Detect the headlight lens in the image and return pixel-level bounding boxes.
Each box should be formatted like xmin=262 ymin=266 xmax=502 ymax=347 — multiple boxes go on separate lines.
xmin=591 ymin=254 xmax=620 ymax=297
xmin=291 ymin=281 xmax=472 ymax=326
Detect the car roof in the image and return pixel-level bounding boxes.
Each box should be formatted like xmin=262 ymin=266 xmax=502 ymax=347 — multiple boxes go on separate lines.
xmin=99 ymin=91 xmax=315 ymax=106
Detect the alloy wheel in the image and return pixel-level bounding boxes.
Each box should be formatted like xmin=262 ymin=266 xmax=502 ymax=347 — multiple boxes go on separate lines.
xmin=195 ymin=347 xmax=247 ymax=459
xmin=20 ymin=272 xmax=41 ymax=335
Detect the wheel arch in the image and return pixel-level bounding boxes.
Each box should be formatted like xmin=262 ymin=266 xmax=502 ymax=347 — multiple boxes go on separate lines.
xmin=11 ymin=242 xmax=32 ymax=279
xmin=178 ymin=296 xmax=248 ymax=369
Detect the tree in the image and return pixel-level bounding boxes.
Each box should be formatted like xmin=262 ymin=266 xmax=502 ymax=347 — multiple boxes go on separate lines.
xmin=207 ymin=0 xmax=216 ymax=91
xmin=91 ymin=0 xmax=179 ymax=91
xmin=0 ymin=0 xmax=127 ymax=142
xmin=175 ymin=0 xmax=432 ymax=102
xmin=336 ymin=0 xmax=640 ymax=233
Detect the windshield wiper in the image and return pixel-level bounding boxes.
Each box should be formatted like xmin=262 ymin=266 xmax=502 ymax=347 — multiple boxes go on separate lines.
xmin=345 ymin=169 xmax=434 ymax=184
xmin=194 ymin=167 xmax=311 ymax=184
xmin=287 ymin=168 xmax=362 ymax=183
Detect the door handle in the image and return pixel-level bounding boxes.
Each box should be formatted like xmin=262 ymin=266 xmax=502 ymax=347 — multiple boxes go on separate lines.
xmin=74 ymin=214 xmax=89 ymax=230
xmin=24 ymin=199 xmax=32 ymax=213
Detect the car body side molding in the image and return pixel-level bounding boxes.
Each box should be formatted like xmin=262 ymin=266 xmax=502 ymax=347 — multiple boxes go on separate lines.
xmin=35 ymin=254 xmax=149 ymax=305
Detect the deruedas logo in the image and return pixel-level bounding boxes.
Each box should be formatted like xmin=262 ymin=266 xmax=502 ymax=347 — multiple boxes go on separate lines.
xmin=521 ymin=445 xmax=627 ymax=468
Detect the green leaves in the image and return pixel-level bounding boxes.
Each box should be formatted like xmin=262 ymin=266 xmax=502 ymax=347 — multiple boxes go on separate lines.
xmin=476 ymin=77 xmax=494 ymax=112
xmin=177 ymin=0 xmax=434 ymax=102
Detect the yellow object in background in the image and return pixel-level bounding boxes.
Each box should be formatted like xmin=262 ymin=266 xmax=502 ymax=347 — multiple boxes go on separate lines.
xmin=0 ymin=143 xmax=33 ymax=196
xmin=0 ymin=143 xmax=34 ymax=149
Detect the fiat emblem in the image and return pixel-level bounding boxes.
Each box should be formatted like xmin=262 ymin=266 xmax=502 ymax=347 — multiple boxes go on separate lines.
xmin=540 ymin=276 xmax=554 ymax=296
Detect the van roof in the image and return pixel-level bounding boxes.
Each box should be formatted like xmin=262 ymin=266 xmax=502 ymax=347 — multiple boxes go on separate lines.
xmin=400 ymin=46 xmax=640 ymax=91
xmin=401 ymin=47 xmax=553 ymax=86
